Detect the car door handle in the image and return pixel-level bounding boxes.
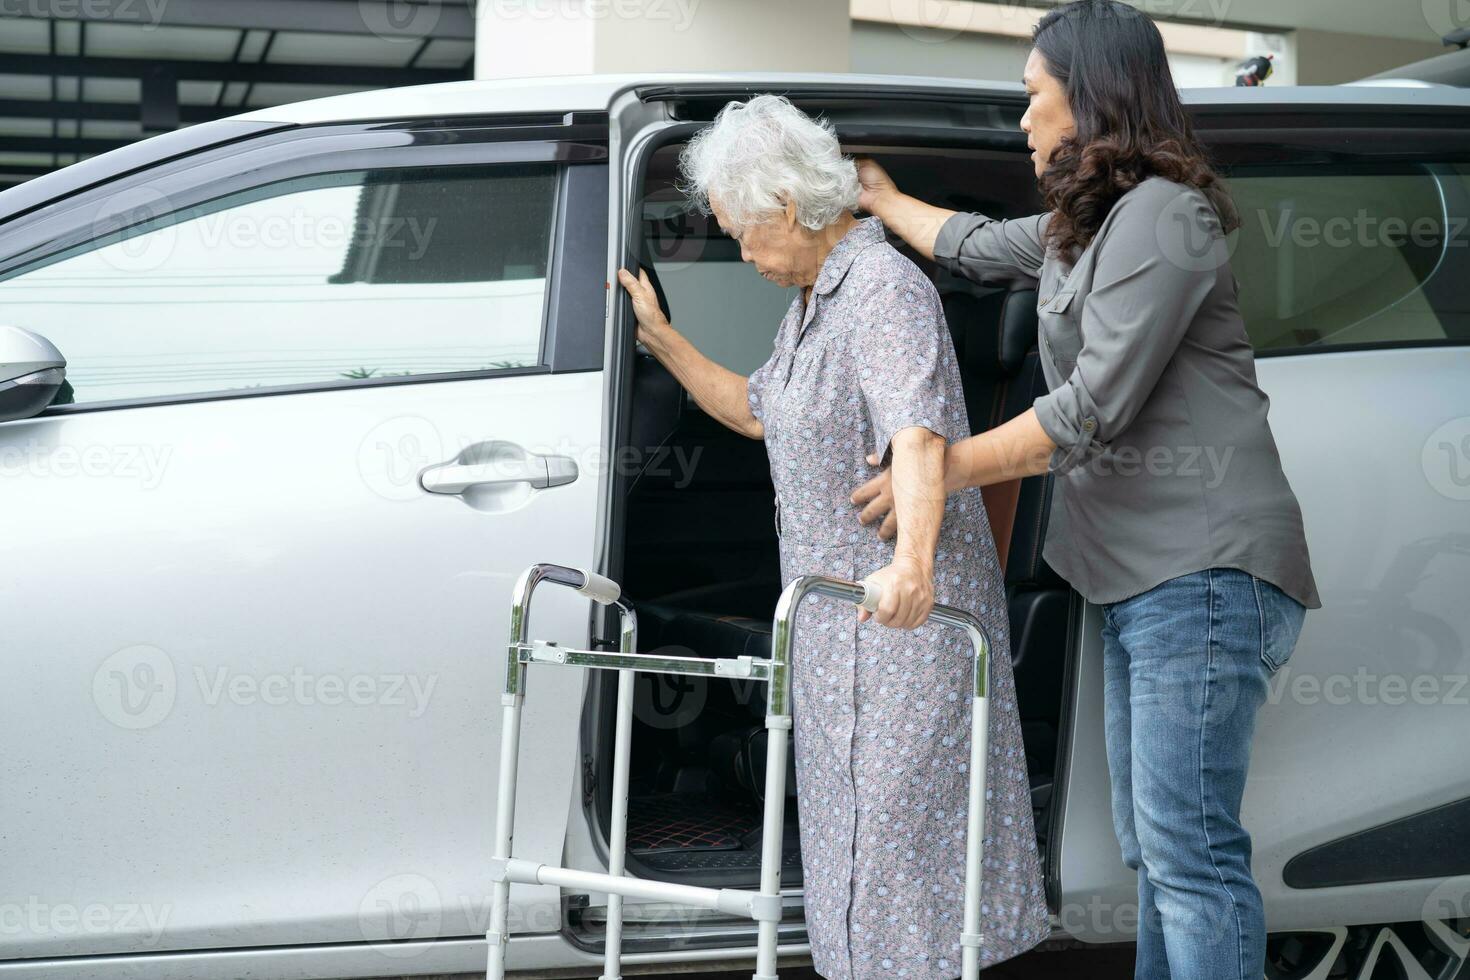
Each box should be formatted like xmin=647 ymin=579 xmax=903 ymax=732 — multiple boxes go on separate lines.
xmin=419 ymin=443 xmax=578 ymax=495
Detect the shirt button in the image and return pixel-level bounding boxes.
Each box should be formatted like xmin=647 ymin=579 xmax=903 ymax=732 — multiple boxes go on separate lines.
xmin=1083 ymin=418 xmax=1096 ymax=431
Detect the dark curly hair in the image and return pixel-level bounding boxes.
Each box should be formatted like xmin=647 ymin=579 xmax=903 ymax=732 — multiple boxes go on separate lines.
xmin=1031 ymin=0 xmax=1239 ymax=259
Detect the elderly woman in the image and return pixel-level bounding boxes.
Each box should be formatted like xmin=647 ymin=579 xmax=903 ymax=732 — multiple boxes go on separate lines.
xmin=616 ymin=94 xmax=1049 ymax=978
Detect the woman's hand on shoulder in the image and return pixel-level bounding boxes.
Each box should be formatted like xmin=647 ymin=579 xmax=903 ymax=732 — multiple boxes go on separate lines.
xmin=855 ymin=157 xmax=898 ymax=215
xmin=851 ymin=452 xmax=898 ymax=541
xmin=858 ymin=553 xmax=935 ymax=629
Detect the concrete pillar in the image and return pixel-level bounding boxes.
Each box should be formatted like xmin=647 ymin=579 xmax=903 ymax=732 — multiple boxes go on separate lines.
xmin=475 ymin=0 xmax=850 ymax=80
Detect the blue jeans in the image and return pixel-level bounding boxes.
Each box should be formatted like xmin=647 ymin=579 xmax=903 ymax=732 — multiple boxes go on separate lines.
xmin=1101 ymin=566 xmax=1306 ymax=980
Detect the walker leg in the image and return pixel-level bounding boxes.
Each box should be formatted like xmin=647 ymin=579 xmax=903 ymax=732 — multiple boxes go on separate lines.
xmin=487 ymin=698 xmax=525 ymax=980
xmin=753 ymin=713 xmax=791 ymax=980
xmin=600 ymin=666 xmax=636 ymax=980
xmin=960 ymin=683 xmax=990 ymax=980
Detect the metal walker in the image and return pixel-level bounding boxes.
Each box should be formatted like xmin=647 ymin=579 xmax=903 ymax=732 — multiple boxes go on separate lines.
xmin=486 ymin=563 xmax=994 ymax=980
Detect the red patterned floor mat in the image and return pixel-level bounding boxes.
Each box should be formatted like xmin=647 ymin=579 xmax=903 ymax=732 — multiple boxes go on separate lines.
xmin=626 ymin=791 xmax=762 ymax=855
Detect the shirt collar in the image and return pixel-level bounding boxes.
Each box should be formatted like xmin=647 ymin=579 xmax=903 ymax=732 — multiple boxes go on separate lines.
xmin=811 ymin=214 xmax=887 ymax=297
xmin=796 ymin=215 xmax=886 ymax=338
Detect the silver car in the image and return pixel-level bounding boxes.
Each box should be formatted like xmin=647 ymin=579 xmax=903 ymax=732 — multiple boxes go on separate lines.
xmin=0 ymin=72 xmax=1466 ymax=980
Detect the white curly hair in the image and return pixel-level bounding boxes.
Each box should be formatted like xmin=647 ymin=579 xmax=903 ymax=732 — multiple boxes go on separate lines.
xmin=676 ymin=93 xmax=860 ymax=233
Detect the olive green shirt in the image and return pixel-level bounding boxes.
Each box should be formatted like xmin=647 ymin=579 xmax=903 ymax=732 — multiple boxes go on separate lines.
xmin=932 ymin=176 xmax=1322 ymax=609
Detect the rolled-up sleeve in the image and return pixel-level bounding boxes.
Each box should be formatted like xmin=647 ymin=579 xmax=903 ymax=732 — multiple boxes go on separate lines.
xmin=1031 ymin=185 xmax=1223 ymax=474
xmin=932 ymin=210 xmax=1050 ymax=286
xmin=853 ymin=277 xmax=951 ymax=466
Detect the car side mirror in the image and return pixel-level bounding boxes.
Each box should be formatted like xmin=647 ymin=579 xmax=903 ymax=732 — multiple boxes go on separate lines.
xmin=0 ymin=325 xmax=67 ymax=423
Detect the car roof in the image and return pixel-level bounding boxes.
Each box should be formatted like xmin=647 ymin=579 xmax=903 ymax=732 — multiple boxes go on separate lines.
xmin=224 ymin=70 xmax=1470 ymax=126
xmin=4 ymin=70 xmax=1465 ymax=229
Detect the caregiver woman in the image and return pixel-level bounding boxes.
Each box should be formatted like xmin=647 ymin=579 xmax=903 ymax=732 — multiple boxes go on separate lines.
xmin=851 ymin=2 xmax=1322 ymax=978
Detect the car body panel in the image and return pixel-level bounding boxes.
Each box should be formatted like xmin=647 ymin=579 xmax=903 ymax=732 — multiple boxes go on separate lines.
xmin=0 ymin=371 xmax=604 ymax=959
xmin=1056 ymin=346 xmax=1470 ymax=940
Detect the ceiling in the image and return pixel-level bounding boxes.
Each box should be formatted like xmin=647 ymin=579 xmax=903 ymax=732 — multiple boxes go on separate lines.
xmin=0 ymin=0 xmax=476 ymax=190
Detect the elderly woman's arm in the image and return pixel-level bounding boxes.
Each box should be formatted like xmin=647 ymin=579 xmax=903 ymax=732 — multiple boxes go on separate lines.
xmin=617 ymin=266 xmax=763 ymax=440
xmin=850 ymin=275 xmax=973 ymax=629
xmin=859 ymin=426 xmax=945 ymax=628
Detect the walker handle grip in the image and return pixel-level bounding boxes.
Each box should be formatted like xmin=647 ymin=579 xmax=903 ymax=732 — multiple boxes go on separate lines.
xmin=575 ymin=569 xmax=622 ymax=605
xmin=857 ymin=578 xmax=882 ymax=613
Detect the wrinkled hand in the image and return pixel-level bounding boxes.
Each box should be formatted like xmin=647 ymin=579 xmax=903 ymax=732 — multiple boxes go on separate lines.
xmin=616 ymin=267 xmax=669 ymax=346
xmin=855 ymin=157 xmax=898 ymax=214
xmin=857 ymin=554 xmax=934 ymax=629
xmin=850 ymin=452 xmax=898 ymax=541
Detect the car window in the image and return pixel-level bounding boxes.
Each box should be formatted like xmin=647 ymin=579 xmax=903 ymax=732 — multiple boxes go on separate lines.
xmin=1227 ymin=164 xmax=1470 ymax=353
xmin=0 ymin=162 xmax=557 ymax=405
xmin=643 ymin=195 xmax=794 ymax=377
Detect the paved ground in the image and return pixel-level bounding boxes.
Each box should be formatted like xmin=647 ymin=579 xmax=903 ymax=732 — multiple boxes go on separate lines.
xmin=669 ymin=945 xmax=1138 ymax=979
xmin=427 ymin=942 xmax=1138 ymax=980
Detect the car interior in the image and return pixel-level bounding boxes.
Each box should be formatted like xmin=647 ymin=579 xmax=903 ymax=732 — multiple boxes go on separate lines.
xmin=587 ymin=138 xmax=1076 ymax=915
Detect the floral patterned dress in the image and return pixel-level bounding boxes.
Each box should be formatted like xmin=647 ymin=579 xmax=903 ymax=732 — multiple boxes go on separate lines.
xmin=745 ymin=215 xmax=1050 ymax=979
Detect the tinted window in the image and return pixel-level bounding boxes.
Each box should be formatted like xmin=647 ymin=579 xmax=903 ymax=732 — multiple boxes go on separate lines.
xmin=1226 ymin=165 xmax=1470 ymax=352
xmin=0 ymin=163 xmax=557 ymax=405
xmin=642 ymin=192 xmax=794 ymax=377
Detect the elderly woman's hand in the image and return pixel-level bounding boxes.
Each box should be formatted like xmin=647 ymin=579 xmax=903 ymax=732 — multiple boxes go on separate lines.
xmin=857 ymin=553 xmax=934 ymax=629
xmin=851 ymin=452 xmax=898 ymax=541
xmin=616 ymin=267 xmax=670 ymax=346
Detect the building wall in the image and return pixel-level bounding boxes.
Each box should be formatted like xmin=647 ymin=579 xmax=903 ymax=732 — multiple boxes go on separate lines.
xmin=850 ymin=21 xmax=1031 ymax=82
xmin=850 ymin=20 xmax=1263 ymax=89
xmin=1293 ymin=28 xmax=1445 ymax=85
xmin=475 ymin=0 xmax=851 ymax=79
